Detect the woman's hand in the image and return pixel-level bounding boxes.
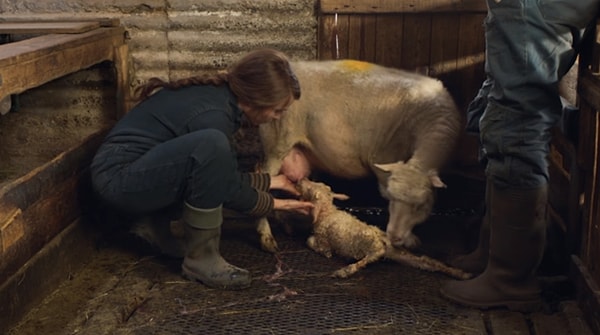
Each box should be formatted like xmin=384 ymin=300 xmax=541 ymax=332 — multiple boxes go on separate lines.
xmin=273 ymin=198 xmax=314 ymax=216
xmin=269 ymin=174 xmax=300 ymax=196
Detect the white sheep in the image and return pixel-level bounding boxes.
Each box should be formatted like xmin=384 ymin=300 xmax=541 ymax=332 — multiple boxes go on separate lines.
xmin=296 ymin=178 xmax=471 ymax=279
xmin=257 ymin=59 xmax=462 ymax=252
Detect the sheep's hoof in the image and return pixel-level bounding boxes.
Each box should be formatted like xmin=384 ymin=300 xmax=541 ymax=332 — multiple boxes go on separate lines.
xmin=260 ymin=234 xmax=279 ymax=253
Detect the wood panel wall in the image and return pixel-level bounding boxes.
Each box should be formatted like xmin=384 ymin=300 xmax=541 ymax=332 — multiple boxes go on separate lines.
xmin=573 ymin=18 xmax=600 ymax=334
xmin=317 ymin=0 xmax=486 ymax=114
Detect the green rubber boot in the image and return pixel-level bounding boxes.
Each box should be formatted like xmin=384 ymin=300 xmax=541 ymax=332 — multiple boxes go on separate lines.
xmin=181 ymin=203 xmax=251 ymax=290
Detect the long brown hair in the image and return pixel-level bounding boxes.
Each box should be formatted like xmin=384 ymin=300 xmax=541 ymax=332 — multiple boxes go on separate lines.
xmin=134 ymin=49 xmax=301 ymax=109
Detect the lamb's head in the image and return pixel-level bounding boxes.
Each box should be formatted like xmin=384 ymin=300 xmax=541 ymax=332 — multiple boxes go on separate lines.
xmin=374 ymin=161 xmax=446 ymax=249
xmin=296 ymin=179 xmax=349 ymax=223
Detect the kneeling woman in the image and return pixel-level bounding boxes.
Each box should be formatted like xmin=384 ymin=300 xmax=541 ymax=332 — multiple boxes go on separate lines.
xmin=90 ymin=49 xmax=313 ymax=290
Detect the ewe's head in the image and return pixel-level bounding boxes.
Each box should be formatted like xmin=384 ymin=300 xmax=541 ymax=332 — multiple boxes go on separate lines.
xmin=374 ymin=161 xmax=445 ymax=249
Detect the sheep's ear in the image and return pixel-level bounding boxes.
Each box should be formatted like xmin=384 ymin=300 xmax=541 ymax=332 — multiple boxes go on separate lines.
xmin=333 ymin=193 xmax=350 ymax=201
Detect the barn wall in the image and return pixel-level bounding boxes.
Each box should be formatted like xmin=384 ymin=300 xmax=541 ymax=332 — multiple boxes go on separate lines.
xmin=572 ymin=17 xmax=600 ymax=332
xmin=0 ymin=0 xmax=318 ymax=122
xmin=0 ymin=0 xmax=318 ymax=83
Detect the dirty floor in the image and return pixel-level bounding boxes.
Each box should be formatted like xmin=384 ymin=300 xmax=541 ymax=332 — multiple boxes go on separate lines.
xmin=6 ymin=199 xmax=594 ymax=335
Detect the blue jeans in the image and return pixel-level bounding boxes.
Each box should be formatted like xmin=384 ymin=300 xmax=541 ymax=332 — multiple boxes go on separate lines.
xmin=468 ymin=0 xmax=598 ymax=189
xmin=91 ymin=129 xmax=236 ymax=213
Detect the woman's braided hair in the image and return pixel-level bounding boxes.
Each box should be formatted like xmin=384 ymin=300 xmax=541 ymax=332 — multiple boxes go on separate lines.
xmin=134 ymin=48 xmax=300 ymax=109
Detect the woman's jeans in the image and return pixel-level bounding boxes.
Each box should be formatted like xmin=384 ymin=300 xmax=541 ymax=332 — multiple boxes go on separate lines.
xmin=91 ymin=129 xmax=236 ymax=214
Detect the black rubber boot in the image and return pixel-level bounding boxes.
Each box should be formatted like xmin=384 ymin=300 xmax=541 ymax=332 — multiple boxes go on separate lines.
xmin=440 ymin=181 xmax=547 ymax=312
xmin=180 ymin=203 xmax=251 ymax=290
xmin=449 ymin=180 xmax=491 ymax=275
xmin=130 ymin=215 xmax=186 ymax=258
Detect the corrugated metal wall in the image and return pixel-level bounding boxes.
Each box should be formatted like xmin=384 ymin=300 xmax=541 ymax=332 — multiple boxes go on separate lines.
xmin=0 ymin=0 xmax=318 ymax=112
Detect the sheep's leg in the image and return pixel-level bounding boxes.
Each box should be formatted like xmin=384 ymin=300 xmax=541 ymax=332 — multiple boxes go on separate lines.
xmin=384 ymin=245 xmax=471 ymax=279
xmin=256 ymin=217 xmax=278 ymax=253
xmin=333 ymin=249 xmax=385 ymax=278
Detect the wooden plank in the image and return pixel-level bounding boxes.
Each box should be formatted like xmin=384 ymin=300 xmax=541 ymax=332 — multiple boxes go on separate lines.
xmin=0 ymin=21 xmax=100 ymax=34
xmin=347 ymin=15 xmax=363 ymax=60
xmin=319 ymin=14 xmax=350 ymax=60
xmin=318 ymin=15 xmax=337 ymax=60
xmin=429 ymin=14 xmax=459 ymax=82
xmin=561 ymin=301 xmax=596 ymax=335
xmin=320 ymin=0 xmax=488 ymax=14
xmin=0 ymin=26 xmax=126 ymax=101
xmin=531 ymin=311 xmax=572 ymax=334
xmin=571 ymin=256 xmax=600 ymax=335
xmin=333 ymin=15 xmax=351 ymax=59
xmin=400 ymin=14 xmax=432 ymax=73
xmin=575 ymin=102 xmax=599 ymax=274
xmin=0 ymin=18 xmax=120 ymax=28
xmin=454 ymin=13 xmax=485 ymax=111
xmin=589 ymin=163 xmax=600 ymax=284
xmin=361 ymin=15 xmax=377 ymax=61
xmin=579 ymin=71 xmax=600 ymax=112
xmin=488 ymin=310 xmax=529 ymax=334
xmin=0 ymin=204 xmax=23 ymax=253
xmin=113 ymin=43 xmax=133 ymax=117
xmin=0 ymin=220 xmax=97 ymax=335
xmin=0 ymin=129 xmax=106 ymax=285
xmin=373 ymin=14 xmax=403 ymax=67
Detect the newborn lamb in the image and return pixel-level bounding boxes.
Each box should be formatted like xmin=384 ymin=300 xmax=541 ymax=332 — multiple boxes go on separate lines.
xmin=296 ymin=179 xmax=471 ymax=279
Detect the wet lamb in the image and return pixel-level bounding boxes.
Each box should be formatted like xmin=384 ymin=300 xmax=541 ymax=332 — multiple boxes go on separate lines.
xmin=296 ymin=179 xmax=471 ymax=279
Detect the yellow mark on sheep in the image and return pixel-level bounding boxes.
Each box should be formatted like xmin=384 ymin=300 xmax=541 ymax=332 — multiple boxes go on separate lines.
xmin=340 ymin=60 xmax=373 ymax=72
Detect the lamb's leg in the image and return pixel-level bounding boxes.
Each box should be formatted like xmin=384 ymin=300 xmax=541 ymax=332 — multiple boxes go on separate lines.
xmin=307 ymin=235 xmax=333 ymax=258
xmin=333 ymin=248 xmax=386 ymax=278
xmin=384 ymin=245 xmax=472 ymax=280
xmin=256 ymin=216 xmax=278 ymax=253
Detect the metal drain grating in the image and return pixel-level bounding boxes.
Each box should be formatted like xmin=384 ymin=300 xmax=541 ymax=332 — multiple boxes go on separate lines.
xmin=117 ymin=217 xmax=482 ymax=335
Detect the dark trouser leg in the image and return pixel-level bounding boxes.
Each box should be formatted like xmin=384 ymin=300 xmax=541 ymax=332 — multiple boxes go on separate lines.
xmin=450 ymin=179 xmax=491 ymax=275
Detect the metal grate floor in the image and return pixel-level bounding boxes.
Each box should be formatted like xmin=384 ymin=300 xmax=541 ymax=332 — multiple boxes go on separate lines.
xmin=7 ymin=212 xmax=589 ymax=335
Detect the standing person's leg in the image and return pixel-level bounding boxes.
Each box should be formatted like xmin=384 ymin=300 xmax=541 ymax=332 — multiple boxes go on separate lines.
xmin=441 ymin=0 xmax=595 ymax=311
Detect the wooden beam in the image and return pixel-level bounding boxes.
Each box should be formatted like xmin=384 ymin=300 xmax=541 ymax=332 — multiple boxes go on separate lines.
xmin=319 ymin=0 xmax=488 ymax=14
xmin=579 ymin=71 xmax=600 ymax=112
xmin=0 ymin=26 xmax=127 ymax=101
xmin=0 ymin=21 xmax=100 ymax=34
xmin=0 ymin=18 xmax=120 ymax=28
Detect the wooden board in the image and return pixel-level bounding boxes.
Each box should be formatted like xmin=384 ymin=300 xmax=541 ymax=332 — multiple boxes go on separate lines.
xmin=0 ymin=26 xmax=131 ymax=116
xmin=0 ymin=130 xmax=106 ymax=285
xmin=320 ymin=0 xmax=487 ymax=14
xmin=317 ymin=11 xmax=486 ymax=112
xmin=0 ymin=21 xmax=100 ymax=34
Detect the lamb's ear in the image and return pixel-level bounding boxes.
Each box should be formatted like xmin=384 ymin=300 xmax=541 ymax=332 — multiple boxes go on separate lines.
xmin=311 ymin=203 xmax=323 ymax=223
xmin=427 ymin=170 xmax=447 ymax=188
xmin=333 ymin=193 xmax=350 ymax=201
